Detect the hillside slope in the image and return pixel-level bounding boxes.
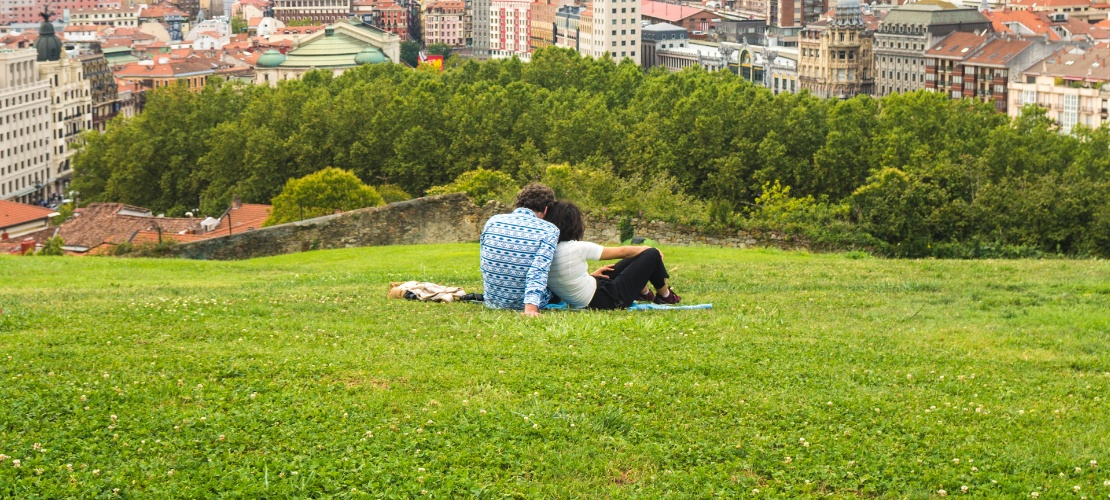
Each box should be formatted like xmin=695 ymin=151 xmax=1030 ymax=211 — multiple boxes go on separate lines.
xmin=1 ymin=246 xmax=1109 ymax=497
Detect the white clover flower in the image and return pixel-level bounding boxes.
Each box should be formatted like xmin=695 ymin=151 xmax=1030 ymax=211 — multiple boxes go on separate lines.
xmin=1031 ymin=492 xmax=1039 ymax=498
xmin=971 ymin=467 xmax=979 ymax=472
xmin=953 ymin=458 xmax=960 ymax=464
xmin=1075 ymin=486 xmax=1082 ymax=492
xmin=938 ymin=489 xmax=947 ymax=496
xmin=12 ymin=459 xmax=20 ymax=468
xmin=167 ymin=469 xmax=174 ymax=476
xmin=1091 ymin=460 xmax=1098 ymax=468
xmin=32 ymin=443 xmax=40 ymax=450
xmin=1103 ymin=479 xmax=1110 ymax=486
xmin=752 ymin=489 xmax=760 ymax=494
xmin=93 ymin=469 xmax=100 ymax=475
xmin=961 ymin=485 xmax=968 ymax=493
xmin=218 ymin=435 xmax=225 ymax=441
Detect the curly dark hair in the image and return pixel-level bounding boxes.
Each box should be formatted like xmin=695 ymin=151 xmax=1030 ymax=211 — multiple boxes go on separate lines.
xmin=514 ymin=183 xmax=556 ymax=212
xmin=543 ymin=201 xmax=585 ymax=242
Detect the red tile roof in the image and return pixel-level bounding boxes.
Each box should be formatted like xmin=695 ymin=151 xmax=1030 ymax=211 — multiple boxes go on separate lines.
xmin=0 ymin=200 xmax=56 ymax=232
xmin=985 ymin=10 xmax=1063 ymax=41
xmin=48 ymin=203 xmax=201 ymax=252
xmin=965 ymin=37 xmax=1036 ymax=66
xmin=114 ymin=58 xmax=222 ymax=78
xmin=1009 ymin=0 xmax=1090 ymax=7
xmin=209 ymin=204 xmax=272 ymax=235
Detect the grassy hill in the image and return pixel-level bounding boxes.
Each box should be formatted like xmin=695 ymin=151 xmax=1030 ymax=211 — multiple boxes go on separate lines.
xmin=1 ymin=245 xmax=1109 ymax=498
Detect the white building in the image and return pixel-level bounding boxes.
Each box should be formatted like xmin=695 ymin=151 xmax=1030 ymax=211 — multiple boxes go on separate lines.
xmin=490 ymin=0 xmax=531 ymax=59
xmin=0 ymin=50 xmax=53 ymax=203
xmin=582 ymin=0 xmax=640 ymax=63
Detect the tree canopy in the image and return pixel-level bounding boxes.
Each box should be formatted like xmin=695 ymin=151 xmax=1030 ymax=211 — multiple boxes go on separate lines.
xmin=264 ymin=167 xmax=385 ymax=226
xmin=73 ymin=47 xmax=1110 ymax=257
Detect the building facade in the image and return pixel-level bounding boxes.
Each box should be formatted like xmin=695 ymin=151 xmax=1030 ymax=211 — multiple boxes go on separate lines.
xmin=471 ymin=0 xmax=492 ymax=58
xmin=641 ymin=22 xmax=686 ymax=68
xmin=490 ymin=0 xmax=531 ymax=59
xmin=0 ymin=49 xmax=53 ymax=203
xmin=925 ymin=32 xmax=1058 ymax=113
xmin=1 ymin=0 xmax=121 ymax=25
xmin=1008 ymin=46 xmax=1110 ymax=133
xmin=78 ymin=51 xmax=119 ymax=131
xmin=529 ymin=0 xmax=561 ymax=52
xmin=798 ymin=0 xmax=873 ymax=99
xmin=67 ymin=6 xmax=141 ymax=27
xmin=583 ymin=0 xmax=640 ymax=62
xmin=873 ymin=0 xmax=991 ymax=96
xmin=353 ymin=0 xmax=411 ymax=42
xmin=554 ymin=4 xmax=584 ymax=50
xmin=271 ymin=0 xmax=352 ymax=23
xmin=36 ymin=16 xmax=92 ymax=197
xmin=425 ymin=0 xmax=467 ymax=46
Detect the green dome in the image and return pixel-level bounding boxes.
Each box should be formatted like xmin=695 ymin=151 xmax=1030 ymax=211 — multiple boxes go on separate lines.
xmin=256 ymin=49 xmax=286 ymax=67
xmin=35 ymin=18 xmax=61 ymax=62
xmin=353 ymin=46 xmax=387 ymax=65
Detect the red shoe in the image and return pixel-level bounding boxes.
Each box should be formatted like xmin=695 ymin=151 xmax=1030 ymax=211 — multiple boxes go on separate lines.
xmin=638 ymin=289 xmax=655 ymax=302
xmin=653 ymin=289 xmax=681 ymax=305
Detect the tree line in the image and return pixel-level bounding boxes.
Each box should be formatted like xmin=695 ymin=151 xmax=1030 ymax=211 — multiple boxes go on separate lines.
xmin=73 ymin=47 xmax=1110 ymax=257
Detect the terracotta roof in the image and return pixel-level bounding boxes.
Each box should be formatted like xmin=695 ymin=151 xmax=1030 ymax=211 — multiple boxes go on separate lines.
xmin=49 ymin=203 xmax=201 ymax=252
xmin=964 ymin=37 xmax=1035 ymax=65
xmin=641 ymin=0 xmax=710 ymax=22
xmin=926 ymin=31 xmax=989 ymax=59
xmin=210 ymin=204 xmax=272 ymax=235
xmin=114 ymin=58 xmax=221 ymax=78
xmin=140 ymin=5 xmax=188 ymax=17
xmin=0 ymin=200 xmax=56 ymax=232
xmin=985 ymin=10 xmax=1063 ymax=40
xmin=1024 ymin=45 xmax=1110 ymax=80
xmin=249 ymin=17 xmax=263 ymax=26
xmin=1009 ymin=0 xmax=1090 ymax=7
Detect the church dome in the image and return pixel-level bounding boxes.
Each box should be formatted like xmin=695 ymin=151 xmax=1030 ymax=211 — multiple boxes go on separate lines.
xmin=354 ymin=46 xmax=387 ymax=65
xmin=35 ymin=13 xmax=62 ymax=61
xmin=256 ymin=49 xmax=287 ymax=67
xmin=834 ymin=0 xmax=864 ymax=26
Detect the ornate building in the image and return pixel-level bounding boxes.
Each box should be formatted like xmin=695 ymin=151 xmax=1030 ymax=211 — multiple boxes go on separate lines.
xmin=35 ymin=9 xmax=92 ymax=197
xmin=872 ymin=0 xmax=990 ymax=96
xmin=271 ymin=0 xmax=352 ymax=23
xmin=797 ymin=0 xmax=873 ymax=98
xmin=0 ymin=49 xmax=52 ymax=203
xmin=255 ymin=19 xmax=399 ymax=84
xmin=79 ymin=50 xmax=120 ymax=131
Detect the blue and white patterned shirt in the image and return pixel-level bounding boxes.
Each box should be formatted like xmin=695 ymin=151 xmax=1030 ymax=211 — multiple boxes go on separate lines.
xmin=480 ymin=208 xmax=560 ymax=310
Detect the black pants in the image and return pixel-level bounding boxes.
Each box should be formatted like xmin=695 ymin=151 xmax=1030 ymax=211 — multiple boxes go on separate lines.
xmin=587 ymin=248 xmax=669 ymax=310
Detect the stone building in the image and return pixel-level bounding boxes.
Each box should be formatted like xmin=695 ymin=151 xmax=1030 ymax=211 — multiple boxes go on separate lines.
xmin=924 ymin=32 xmax=1059 ymax=113
xmin=554 ymin=4 xmax=585 ymax=50
xmin=35 ymin=12 xmax=92 ymax=198
xmin=798 ymin=0 xmax=873 ymax=98
xmin=255 ymin=20 xmax=399 ymax=84
xmin=353 ymin=0 xmax=412 ymax=42
xmin=66 ymin=6 xmax=141 ymax=28
xmin=78 ymin=50 xmax=119 ymax=131
xmin=0 ymin=49 xmax=53 ymax=203
xmin=271 ymin=0 xmax=352 ymax=23
xmin=1008 ymin=46 xmax=1110 ymax=133
xmin=641 ymin=22 xmax=687 ymax=68
xmin=873 ymin=0 xmax=991 ymax=96
xmin=425 ymin=0 xmax=467 ymax=46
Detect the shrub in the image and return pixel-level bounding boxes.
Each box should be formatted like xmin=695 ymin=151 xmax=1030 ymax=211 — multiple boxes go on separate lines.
xmin=426 ymin=168 xmax=518 ymax=206
xmin=265 ymin=168 xmax=385 ymax=226
xmin=376 ymin=184 xmax=413 ymax=204
xmin=38 ymin=236 xmax=65 ymax=256
xmin=747 ymin=181 xmax=879 ymax=251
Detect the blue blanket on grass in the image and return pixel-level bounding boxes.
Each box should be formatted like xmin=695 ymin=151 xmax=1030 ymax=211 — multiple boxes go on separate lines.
xmin=542 ymin=302 xmax=712 ymax=311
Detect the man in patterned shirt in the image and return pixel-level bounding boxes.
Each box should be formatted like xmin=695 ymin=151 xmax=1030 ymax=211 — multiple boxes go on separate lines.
xmin=480 ymin=184 xmax=560 ymax=317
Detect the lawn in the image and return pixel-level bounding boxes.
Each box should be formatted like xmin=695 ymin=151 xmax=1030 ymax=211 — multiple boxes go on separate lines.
xmin=1 ymin=245 xmax=1109 ymax=498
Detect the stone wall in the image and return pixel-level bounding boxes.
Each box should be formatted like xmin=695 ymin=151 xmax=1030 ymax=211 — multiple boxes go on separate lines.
xmin=171 ymin=193 xmax=487 ymax=260
xmin=169 ymin=193 xmax=803 ymax=260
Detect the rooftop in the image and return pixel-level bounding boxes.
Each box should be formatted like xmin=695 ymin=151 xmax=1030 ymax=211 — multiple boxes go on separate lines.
xmin=641 ymin=0 xmax=710 ymax=22
xmin=0 ymin=200 xmax=57 ymax=232
xmin=1024 ymin=46 xmax=1110 ymax=80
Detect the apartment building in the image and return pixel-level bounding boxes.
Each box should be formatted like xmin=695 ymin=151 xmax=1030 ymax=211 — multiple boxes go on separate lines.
xmin=0 ymin=49 xmax=52 ymax=203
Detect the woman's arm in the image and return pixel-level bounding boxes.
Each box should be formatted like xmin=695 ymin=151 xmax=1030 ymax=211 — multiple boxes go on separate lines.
xmin=599 ymin=246 xmax=653 ymax=261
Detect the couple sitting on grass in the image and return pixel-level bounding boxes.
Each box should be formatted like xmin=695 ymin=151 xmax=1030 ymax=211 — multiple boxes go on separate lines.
xmin=480 ymin=183 xmax=680 ymax=317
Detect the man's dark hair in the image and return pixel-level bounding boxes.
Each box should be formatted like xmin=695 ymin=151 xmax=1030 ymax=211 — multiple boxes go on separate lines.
xmin=543 ymin=201 xmax=584 ymax=242
xmin=514 ymin=183 xmax=556 ymax=212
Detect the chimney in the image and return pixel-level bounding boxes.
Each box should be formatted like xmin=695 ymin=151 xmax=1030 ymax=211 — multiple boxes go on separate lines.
xmin=232 ymin=195 xmax=242 ymax=209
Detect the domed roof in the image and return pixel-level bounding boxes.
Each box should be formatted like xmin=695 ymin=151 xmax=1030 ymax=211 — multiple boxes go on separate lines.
xmin=354 ymin=46 xmax=387 ymax=65
xmin=35 ymin=9 xmax=61 ymax=62
xmin=256 ymin=49 xmax=287 ymax=67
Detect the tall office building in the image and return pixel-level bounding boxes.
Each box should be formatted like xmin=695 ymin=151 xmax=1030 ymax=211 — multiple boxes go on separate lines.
xmin=581 ymin=0 xmax=640 ymax=63
xmin=0 ymin=49 xmax=53 ymax=203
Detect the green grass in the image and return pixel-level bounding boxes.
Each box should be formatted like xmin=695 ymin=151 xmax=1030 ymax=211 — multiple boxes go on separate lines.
xmin=1 ymin=245 xmax=1109 ymax=498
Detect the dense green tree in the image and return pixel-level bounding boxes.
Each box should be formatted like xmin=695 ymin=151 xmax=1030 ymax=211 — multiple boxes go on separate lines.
xmin=265 ymin=168 xmax=384 ymax=226
xmin=400 ymin=41 xmax=421 ymax=67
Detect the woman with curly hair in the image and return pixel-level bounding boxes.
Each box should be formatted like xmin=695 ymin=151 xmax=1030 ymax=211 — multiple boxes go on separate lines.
xmin=543 ymin=200 xmax=681 ymax=310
